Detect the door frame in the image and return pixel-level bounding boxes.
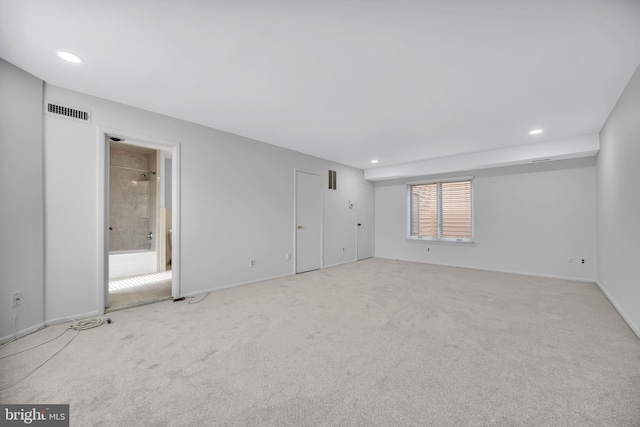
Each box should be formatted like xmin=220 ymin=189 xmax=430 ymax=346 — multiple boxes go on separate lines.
xmin=293 ymin=168 xmax=323 ymax=273
xmin=97 ymin=126 xmax=181 ymax=311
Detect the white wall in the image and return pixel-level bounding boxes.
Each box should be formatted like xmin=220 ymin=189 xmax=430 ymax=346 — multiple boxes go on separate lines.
xmin=597 ymin=64 xmax=640 ymax=336
xmin=42 ymin=84 xmax=365 ymax=322
xmin=0 ymin=59 xmax=44 ymax=341
xmin=375 ymin=158 xmax=597 ymax=281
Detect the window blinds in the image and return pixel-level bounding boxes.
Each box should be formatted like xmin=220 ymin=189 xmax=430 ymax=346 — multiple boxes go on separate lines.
xmin=440 ymin=180 xmax=472 ymax=239
xmin=409 ymin=180 xmax=473 ymax=241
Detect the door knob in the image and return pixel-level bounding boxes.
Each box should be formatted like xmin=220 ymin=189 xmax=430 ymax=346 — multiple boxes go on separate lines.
xmin=297 ymin=225 xmax=303 ymax=229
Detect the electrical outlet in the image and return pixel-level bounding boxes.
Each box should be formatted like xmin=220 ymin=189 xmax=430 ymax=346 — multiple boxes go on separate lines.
xmin=285 ymin=253 xmax=291 ymax=260
xmin=581 ymin=258 xmax=586 ymax=264
xmin=250 ymin=259 xmax=255 ymax=268
xmin=11 ymin=292 xmax=22 ymax=308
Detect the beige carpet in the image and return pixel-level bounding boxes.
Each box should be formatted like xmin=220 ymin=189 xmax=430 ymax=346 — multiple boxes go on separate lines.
xmin=1 ymin=259 xmax=639 ymax=426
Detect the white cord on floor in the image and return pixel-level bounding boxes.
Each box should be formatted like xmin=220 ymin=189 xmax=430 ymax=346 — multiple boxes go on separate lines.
xmin=68 ymin=316 xmax=111 ymax=330
xmin=0 ymin=315 xmax=111 ymax=390
xmin=0 ymin=326 xmax=69 ymax=360
xmin=0 ymin=329 xmax=79 ymax=390
xmin=188 ymin=293 xmax=209 ymax=304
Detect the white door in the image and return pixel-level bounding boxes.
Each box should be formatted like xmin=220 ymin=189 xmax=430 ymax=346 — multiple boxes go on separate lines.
xmin=357 ymin=181 xmax=373 ymax=260
xmin=296 ymin=171 xmax=322 ymax=273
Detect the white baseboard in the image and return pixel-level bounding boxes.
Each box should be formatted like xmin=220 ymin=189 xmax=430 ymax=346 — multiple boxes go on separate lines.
xmin=182 ymin=260 xmax=363 ymax=298
xmin=0 ymin=322 xmax=46 ymax=345
xmin=462 ymin=265 xmax=594 ymax=283
xmin=323 ymin=259 xmax=357 ymax=269
xmin=374 ymin=257 xmax=595 ymax=283
xmin=1 ymin=311 xmax=103 ymax=345
xmin=45 ymin=310 xmax=101 ymax=327
xmin=180 ymin=272 xmax=295 ymax=298
xmin=595 ymin=280 xmax=640 ymax=339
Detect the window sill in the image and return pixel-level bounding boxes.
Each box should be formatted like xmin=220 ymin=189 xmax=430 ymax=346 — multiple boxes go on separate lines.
xmin=406 ymin=238 xmax=476 ymax=247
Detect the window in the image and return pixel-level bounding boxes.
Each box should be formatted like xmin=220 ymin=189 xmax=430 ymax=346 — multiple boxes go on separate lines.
xmin=408 ymin=179 xmax=473 ymax=242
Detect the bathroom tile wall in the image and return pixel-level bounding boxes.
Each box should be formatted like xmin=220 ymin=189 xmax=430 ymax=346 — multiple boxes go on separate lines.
xmin=109 ymin=146 xmax=153 ymax=251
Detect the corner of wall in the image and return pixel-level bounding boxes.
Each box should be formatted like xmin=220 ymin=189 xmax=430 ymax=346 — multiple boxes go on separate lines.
xmin=595 ymin=280 xmax=640 ymax=338
xmin=596 ymin=62 xmax=640 ymax=339
xmin=0 ymin=59 xmax=45 ymax=339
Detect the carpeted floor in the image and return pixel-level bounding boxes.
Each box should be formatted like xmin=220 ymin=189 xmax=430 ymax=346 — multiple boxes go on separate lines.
xmin=1 ymin=259 xmax=639 ymax=426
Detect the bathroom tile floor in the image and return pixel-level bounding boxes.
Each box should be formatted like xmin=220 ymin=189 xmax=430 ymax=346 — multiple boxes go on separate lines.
xmin=107 ymin=271 xmax=172 ymax=312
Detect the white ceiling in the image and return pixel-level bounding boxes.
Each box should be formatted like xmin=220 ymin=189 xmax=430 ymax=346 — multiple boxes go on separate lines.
xmin=2 ymin=0 xmax=639 ymax=176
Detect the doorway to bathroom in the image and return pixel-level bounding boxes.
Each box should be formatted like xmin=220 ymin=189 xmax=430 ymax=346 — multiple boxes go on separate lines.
xmin=105 ymin=137 xmax=174 ymax=312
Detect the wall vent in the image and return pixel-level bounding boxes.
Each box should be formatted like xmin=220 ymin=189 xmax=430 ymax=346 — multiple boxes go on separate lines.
xmin=328 ymin=170 xmax=337 ymax=190
xmin=45 ymin=101 xmax=91 ymax=123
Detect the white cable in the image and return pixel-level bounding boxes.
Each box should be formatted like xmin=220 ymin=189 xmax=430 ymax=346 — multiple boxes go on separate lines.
xmin=0 ymin=330 xmax=79 ymax=390
xmin=188 ymin=293 xmax=209 ymax=304
xmin=68 ymin=316 xmax=111 ymax=330
xmin=0 ymin=325 xmax=47 ymax=352
xmin=0 ymin=326 xmax=69 ymax=360
xmin=0 ymin=315 xmax=110 ymax=390
xmin=12 ymin=298 xmax=24 ymax=338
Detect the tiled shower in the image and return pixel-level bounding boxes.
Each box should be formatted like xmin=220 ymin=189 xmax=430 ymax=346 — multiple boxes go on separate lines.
xmin=109 ymin=142 xmax=157 ymax=252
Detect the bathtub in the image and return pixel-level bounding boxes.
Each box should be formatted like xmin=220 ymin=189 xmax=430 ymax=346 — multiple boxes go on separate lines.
xmin=109 ymin=250 xmax=158 ymax=279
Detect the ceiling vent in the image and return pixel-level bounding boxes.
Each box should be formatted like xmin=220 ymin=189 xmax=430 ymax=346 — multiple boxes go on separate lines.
xmin=45 ymin=101 xmax=91 ymax=123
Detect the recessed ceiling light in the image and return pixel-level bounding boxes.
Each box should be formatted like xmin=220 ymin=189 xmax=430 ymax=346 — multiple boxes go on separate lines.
xmin=371 ymin=160 xmax=379 ymax=164
xmin=57 ymin=51 xmax=82 ymax=63
xmin=529 ymin=129 xmax=543 ymax=135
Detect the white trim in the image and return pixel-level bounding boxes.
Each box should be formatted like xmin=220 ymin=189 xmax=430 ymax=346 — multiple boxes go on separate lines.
xmin=595 ymin=280 xmax=640 ymax=338
xmin=372 ymin=182 xmax=376 ymax=258
xmin=180 ymin=273 xmax=295 ymax=298
xmin=0 ymin=322 xmax=46 ymax=345
xmin=171 ymin=144 xmax=181 ymax=298
xmin=374 ymin=256 xmax=596 ymax=283
xmin=292 ymin=168 xmax=297 ymax=274
xmin=320 ymin=173 xmax=324 ymax=270
xmin=45 ymin=310 xmax=101 ymax=327
xmin=97 ymin=129 xmax=109 ymax=310
xmin=292 ymin=168 xmax=298 ymax=274
xmin=97 ymin=126 xmax=182 ymax=315
xmin=406 ymin=238 xmax=476 ymax=246
xmin=324 ymin=259 xmax=357 ymax=269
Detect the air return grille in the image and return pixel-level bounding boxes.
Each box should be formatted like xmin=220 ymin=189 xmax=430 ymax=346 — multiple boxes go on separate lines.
xmin=328 ymin=170 xmax=337 ymax=190
xmin=46 ymin=101 xmax=91 ymax=122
